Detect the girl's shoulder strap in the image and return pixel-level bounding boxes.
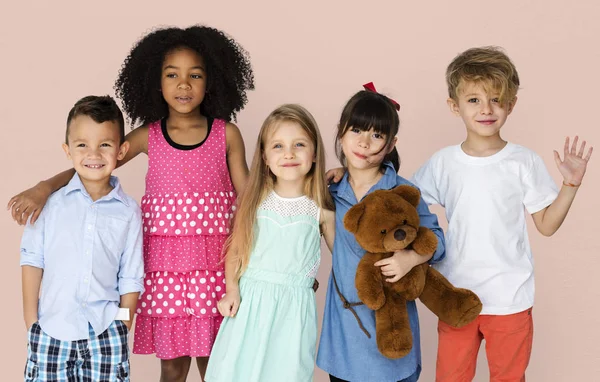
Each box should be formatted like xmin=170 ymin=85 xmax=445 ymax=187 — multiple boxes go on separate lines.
xmin=147 ymin=120 xmax=162 ymax=133
xmin=211 ymin=118 xmax=227 ymax=133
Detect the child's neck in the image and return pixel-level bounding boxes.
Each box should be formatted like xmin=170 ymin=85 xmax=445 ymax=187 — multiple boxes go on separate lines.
xmin=347 ymin=164 xmax=383 ymax=201
xmin=166 ymin=109 xmax=205 ymax=129
xmin=462 ymin=133 xmax=507 ymax=157
xmin=80 ymin=176 xmax=114 ymax=202
xmin=273 ymin=179 xmax=305 ymax=198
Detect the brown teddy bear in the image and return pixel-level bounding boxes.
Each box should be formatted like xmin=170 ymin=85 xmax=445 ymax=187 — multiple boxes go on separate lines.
xmin=343 ymin=184 xmax=482 ymax=359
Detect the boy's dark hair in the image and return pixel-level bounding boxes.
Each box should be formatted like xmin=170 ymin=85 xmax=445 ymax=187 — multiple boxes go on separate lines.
xmin=335 ymin=90 xmax=401 ymax=172
xmin=114 ymin=25 xmax=255 ymax=127
xmin=66 ymin=96 xmax=125 ymax=144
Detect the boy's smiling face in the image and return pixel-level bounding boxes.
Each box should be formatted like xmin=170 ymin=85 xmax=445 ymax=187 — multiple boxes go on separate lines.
xmin=448 ymin=80 xmax=517 ymax=139
xmin=62 ymin=115 xmax=129 ymax=185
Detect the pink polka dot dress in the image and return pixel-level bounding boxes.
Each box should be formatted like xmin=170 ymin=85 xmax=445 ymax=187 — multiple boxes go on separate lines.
xmin=133 ymin=118 xmax=235 ymax=359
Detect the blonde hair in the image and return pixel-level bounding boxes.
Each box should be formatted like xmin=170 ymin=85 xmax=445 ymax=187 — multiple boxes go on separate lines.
xmin=226 ymin=104 xmax=334 ymax=278
xmin=446 ymin=46 xmax=520 ymax=105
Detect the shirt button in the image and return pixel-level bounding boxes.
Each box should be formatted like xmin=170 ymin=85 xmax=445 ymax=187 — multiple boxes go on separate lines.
xmin=83 ymin=278 xmax=89 ymax=283
xmin=82 ymin=303 xmax=87 ymax=307
xmin=87 ymin=225 xmax=92 ymax=230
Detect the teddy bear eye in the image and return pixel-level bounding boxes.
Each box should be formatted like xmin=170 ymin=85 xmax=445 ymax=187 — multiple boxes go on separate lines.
xmin=402 ymin=220 xmax=407 ymax=225
xmin=380 ymin=229 xmax=387 ymax=234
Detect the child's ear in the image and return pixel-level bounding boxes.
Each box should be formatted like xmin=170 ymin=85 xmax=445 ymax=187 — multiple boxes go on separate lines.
xmin=62 ymin=143 xmax=71 ymax=160
xmin=118 ymin=141 xmax=130 ymax=161
xmin=447 ymin=98 xmax=460 ymax=115
xmin=343 ymin=203 xmax=365 ymax=234
xmin=507 ymin=96 xmax=518 ymax=115
xmin=392 ymin=185 xmax=421 ymax=207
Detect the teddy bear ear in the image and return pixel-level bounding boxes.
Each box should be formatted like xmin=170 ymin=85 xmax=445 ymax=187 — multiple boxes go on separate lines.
xmin=391 ymin=185 xmax=421 ymax=207
xmin=343 ymin=203 xmax=366 ymax=234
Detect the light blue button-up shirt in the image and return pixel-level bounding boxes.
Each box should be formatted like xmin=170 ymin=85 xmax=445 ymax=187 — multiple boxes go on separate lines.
xmin=317 ymin=162 xmax=446 ymax=382
xmin=20 ymin=173 xmax=144 ymax=341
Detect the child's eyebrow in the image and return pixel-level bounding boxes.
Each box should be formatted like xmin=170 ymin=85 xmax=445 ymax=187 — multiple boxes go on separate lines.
xmin=163 ymin=65 xmax=205 ymax=70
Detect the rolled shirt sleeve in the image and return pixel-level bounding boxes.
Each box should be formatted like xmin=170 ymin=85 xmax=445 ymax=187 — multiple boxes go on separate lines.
xmin=117 ymin=206 xmax=145 ymax=295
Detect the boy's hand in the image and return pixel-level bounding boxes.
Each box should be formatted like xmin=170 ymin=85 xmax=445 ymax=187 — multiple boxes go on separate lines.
xmin=7 ymin=182 xmax=52 ymax=225
xmin=325 ymin=167 xmax=345 ymax=184
xmin=217 ymin=288 xmax=241 ymax=318
xmin=554 ymin=136 xmax=593 ymax=186
xmin=375 ymin=249 xmax=419 ymax=283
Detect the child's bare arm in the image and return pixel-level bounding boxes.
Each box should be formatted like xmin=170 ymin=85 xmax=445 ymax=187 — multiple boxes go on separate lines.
xmin=117 ymin=125 xmax=149 ymax=167
xmin=226 ymin=123 xmax=249 ymax=195
xmin=218 ymin=251 xmax=241 ymax=318
xmin=22 ymin=266 xmax=42 ymax=329
xmin=7 ymin=126 xmax=149 ymax=225
xmin=532 ymin=136 xmax=592 ymax=236
xmin=119 ymin=293 xmax=140 ymax=330
xmin=320 ymin=209 xmax=336 ymax=253
xmin=8 ymin=169 xmax=75 ymax=225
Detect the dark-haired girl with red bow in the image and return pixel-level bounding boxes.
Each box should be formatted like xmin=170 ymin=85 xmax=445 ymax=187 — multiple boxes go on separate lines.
xmin=316 ymin=84 xmax=446 ymax=382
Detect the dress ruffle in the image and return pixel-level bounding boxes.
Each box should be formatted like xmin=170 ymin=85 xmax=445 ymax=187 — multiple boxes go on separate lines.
xmin=136 ymin=269 xmax=226 ymax=319
xmin=133 ymin=314 xmax=224 ymax=359
xmin=143 ymin=235 xmax=227 ymax=272
xmin=141 ymin=191 xmax=236 ymax=236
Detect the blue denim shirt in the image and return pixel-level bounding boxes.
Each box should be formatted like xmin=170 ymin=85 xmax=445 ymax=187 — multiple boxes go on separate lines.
xmin=20 ymin=174 xmax=145 ymax=341
xmin=317 ymin=162 xmax=446 ymax=382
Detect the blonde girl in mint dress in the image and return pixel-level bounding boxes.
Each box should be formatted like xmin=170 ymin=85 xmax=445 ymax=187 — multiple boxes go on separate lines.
xmin=205 ymin=104 xmax=335 ymax=382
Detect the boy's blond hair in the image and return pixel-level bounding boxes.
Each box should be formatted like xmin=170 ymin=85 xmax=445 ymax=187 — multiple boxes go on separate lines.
xmin=446 ymin=46 xmax=520 ymax=105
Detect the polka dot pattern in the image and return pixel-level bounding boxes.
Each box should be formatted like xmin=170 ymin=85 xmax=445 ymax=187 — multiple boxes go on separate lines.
xmin=141 ymin=191 xmax=235 ymax=236
xmin=133 ymin=315 xmax=223 ymax=359
xmin=133 ymin=119 xmax=235 ymax=359
xmin=143 ymin=234 xmax=227 ymax=271
xmin=136 ymin=270 xmax=226 ymax=318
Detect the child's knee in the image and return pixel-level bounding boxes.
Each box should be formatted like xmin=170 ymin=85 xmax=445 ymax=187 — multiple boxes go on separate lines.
xmin=160 ymin=357 xmax=191 ymax=381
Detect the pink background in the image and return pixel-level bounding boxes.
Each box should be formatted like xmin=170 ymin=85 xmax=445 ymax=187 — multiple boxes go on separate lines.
xmin=1 ymin=1 xmax=599 ymax=380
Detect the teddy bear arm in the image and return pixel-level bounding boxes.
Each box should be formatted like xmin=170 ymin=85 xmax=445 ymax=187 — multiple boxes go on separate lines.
xmin=411 ymin=227 xmax=438 ymax=256
xmin=355 ymin=252 xmax=387 ymax=310
xmin=411 ymin=226 xmax=438 ymax=256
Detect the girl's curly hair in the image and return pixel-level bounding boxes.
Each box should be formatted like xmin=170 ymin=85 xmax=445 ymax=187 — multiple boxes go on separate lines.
xmin=115 ymin=25 xmax=254 ymax=127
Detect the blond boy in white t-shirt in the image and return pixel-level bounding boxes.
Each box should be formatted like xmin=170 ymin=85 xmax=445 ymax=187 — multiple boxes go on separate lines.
xmin=411 ymin=46 xmax=593 ymax=382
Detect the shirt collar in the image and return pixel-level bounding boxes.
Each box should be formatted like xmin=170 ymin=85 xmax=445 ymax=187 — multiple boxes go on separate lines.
xmin=330 ymin=161 xmax=398 ymax=203
xmin=64 ymin=173 xmax=129 ymax=206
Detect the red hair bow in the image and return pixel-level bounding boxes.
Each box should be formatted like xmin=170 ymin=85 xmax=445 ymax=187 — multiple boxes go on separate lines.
xmin=363 ymin=82 xmax=400 ymax=111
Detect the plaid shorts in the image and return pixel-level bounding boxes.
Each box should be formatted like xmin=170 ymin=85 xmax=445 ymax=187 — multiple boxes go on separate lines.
xmin=24 ymin=320 xmax=130 ymax=381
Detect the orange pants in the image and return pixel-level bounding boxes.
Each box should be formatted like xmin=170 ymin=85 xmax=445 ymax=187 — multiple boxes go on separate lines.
xmin=436 ymin=308 xmax=533 ymax=382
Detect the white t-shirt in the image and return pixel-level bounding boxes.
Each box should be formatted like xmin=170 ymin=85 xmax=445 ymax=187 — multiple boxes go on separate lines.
xmin=411 ymin=142 xmax=559 ymax=315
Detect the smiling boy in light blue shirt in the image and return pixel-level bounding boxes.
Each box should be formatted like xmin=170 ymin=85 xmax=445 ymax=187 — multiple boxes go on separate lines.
xmin=20 ymin=95 xmax=144 ymax=381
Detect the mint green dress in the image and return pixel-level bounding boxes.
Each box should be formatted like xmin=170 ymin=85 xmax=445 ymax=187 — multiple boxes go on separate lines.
xmin=205 ymin=191 xmax=321 ymax=382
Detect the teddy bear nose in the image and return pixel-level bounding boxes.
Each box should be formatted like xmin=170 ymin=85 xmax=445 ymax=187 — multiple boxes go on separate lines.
xmin=394 ymin=229 xmax=406 ymax=241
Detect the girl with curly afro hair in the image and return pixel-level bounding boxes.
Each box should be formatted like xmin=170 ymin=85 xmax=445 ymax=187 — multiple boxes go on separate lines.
xmin=8 ymin=25 xmax=255 ymax=381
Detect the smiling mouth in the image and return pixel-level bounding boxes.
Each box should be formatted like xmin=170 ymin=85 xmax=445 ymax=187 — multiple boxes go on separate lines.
xmin=477 ymin=120 xmax=497 ymax=125
xmin=281 ymin=164 xmax=300 ymax=167
xmin=176 ymin=97 xmax=192 ymax=104
xmin=353 ymin=152 xmax=368 ymax=160
xmin=85 ymin=164 xmax=105 ymax=169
